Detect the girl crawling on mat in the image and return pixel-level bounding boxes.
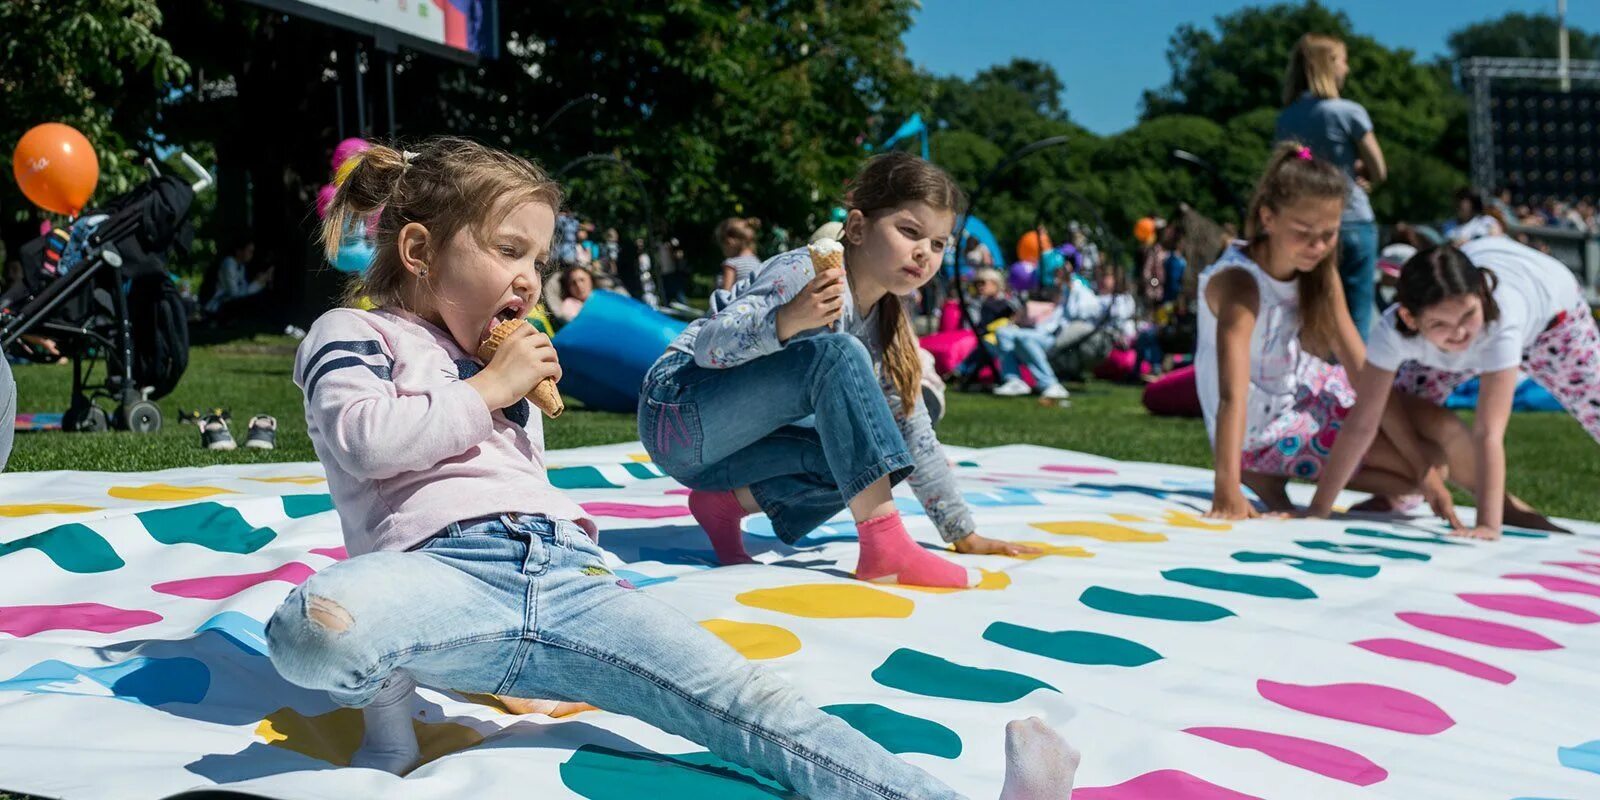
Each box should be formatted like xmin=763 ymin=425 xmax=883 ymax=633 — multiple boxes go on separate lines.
xmin=639 ymin=152 xmax=1040 ymax=587
xmin=1196 ymin=142 xmax=1495 ymax=522
xmin=1309 ymin=239 xmax=1583 ymax=538
xmin=265 ymin=137 xmax=1078 ymax=798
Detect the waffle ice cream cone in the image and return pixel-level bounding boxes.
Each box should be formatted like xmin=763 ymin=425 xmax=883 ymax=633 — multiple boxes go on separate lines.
xmin=807 ymin=237 xmax=844 ymax=279
xmin=478 ymin=318 xmax=564 ymax=419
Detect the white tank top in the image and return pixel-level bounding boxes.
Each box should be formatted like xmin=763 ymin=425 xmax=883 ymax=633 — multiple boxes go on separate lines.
xmin=1195 ymin=243 xmax=1305 ymax=450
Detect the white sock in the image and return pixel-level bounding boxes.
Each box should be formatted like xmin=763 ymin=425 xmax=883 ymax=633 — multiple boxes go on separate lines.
xmin=350 ymin=671 xmax=420 ymax=775
xmin=999 ymin=717 xmax=1080 ymax=799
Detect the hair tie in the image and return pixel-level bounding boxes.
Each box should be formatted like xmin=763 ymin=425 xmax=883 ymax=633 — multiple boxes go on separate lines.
xmin=1296 ymin=146 xmax=1313 ymax=161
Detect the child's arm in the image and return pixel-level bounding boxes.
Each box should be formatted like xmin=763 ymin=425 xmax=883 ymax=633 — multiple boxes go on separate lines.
xmin=886 ymin=379 xmax=1036 ymax=556
xmin=719 ymin=262 xmax=737 ymax=292
xmin=1463 ymin=368 xmax=1517 ymax=539
xmin=690 ymin=251 xmax=814 ymax=369
xmin=1205 ymin=270 xmax=1261 ymax=520
xmin=297 ymin=311 xmax=496 ymax=480
xmin=1308 ymin=363 xmax=1393 ymax=516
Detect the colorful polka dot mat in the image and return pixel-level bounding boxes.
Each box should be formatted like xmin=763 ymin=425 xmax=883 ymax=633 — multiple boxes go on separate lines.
xmin=1 ymin=442 xmax=1598 ymax=799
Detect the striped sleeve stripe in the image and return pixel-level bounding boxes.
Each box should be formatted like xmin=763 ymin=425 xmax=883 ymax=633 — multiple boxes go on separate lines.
xmin=300 ymin=339 xmax=391 ymax=383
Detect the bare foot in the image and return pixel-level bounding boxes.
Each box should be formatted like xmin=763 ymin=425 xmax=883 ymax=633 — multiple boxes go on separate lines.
xmin=998 ymin=717 xmax=1079 ymax=799
xmin=497 ymin=695 xmax=596 ymax=717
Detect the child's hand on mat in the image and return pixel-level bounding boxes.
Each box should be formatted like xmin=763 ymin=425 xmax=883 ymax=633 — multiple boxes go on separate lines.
xmin=777 ymin=268 xmax=847 ymax=341
xmin=470 ymin=324 xmax=563 ymax=410
xmin=1422 ymin=473 xmax=1462 ymax=529
xmin=952 ymin=533 xmax=1040 ymax=556
xmin=1206 ymin=490 xmax=1261 ymax=520
xmin=1450 ymin=524 xmax=1501 ymax=541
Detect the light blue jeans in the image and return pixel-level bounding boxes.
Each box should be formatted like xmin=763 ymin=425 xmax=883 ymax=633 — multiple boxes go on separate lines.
xmin=265 ymin=513 xmax=960 ymax=799
xmin=638 ymin=334 xmax=915 ymax=544
xmin=994 ymin=326 xmax=1061 ymax=388
xmin=1338 ymin=220 xmax=1378 ymax=342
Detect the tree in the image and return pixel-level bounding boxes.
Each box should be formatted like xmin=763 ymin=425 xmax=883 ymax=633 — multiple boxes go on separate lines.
xmin=1448 ymin=12 xmax=1600 ymax=61
xmin=0 ymin=1 xmax=189 ymax=248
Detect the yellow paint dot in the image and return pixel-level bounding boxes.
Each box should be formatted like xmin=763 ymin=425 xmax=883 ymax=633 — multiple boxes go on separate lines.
xmin=244 ymin=476 xmax=327 ymax=486
xmin=1110 ymin=513 xmax=1147 ymax=523
xmin=1007 ymin=542 xmax=1094 ymax=560
xmin=1162 ymin=511 xmax=1230 ymax=530
xmin=736 ymin=583 xmax=915 ymax=619
xmin=108 ymin=483 xmax=237 ymax=502
xmin=897 ymin=568 xmax=1013 ymax=594
xmin=700 ymin=619 xmax=802 ymax=659
xmin=257 ymin=706 xmax=482 ymax=767
xmin=1029 ymin=521 xmax=1167 ymax=543
xmin=628 ymin=453 xmax=653 ymax=463
xmin=0 ymin=503 xmax=103 ymax=517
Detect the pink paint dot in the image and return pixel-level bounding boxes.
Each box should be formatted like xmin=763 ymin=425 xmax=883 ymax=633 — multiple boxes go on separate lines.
xmin=663 ymin=488 xmax=692 ymax=496
xmin=1352 ymin=638 xmax=1515 ymax=684
xmin=1580 ymin=549 xmax=1600 ymax=558
xmin=1457 ymin=593 xmax=1600 ymax=624
xmin=309 ymin=546 xmax=348 ymax=560
xmin=0 ymin=603 xmax=162 ymax=638
xmin=1074 ymin=769 xmax=1262 ymax=800
xmin=1184 ymin=726 xmax=1387 ymax=786
xmin=1257 ymin=680 xmax=1454 ymax=734
xmin=1043 ymin=464 xmax=1119 ymax=476
xmin=1396 ymin=612 xmax=1562 ymax=651
xmin=579 ymin=502 xmax=690 ymax=519
xmin=1544 ymin=561 xmax=1600 ymax=577
xmin=152 ymin=562 xmax=317 ymax=600
xmin=1503 ymin=573 xmax=1600 ymax=598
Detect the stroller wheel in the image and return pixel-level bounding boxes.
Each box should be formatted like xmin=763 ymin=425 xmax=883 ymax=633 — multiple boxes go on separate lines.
xmin=63 ymin=404 xmax=110 ymax=433
xmin=118 ymin=401 xmax=163 ymax=434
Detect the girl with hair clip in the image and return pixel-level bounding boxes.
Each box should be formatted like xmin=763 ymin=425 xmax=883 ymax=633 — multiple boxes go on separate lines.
xmin=267 ymin=138 xmax=1077 ymax=797
xmin=1197 ymin=142 xmax=1448 ymax=520
xmin=716 ymin=216 xmax=762 ymax=291
xmin=641 ymin=152 xmax=1042 ymax=587
xmin=1309 ymin=238 xmax=1589 ymax=538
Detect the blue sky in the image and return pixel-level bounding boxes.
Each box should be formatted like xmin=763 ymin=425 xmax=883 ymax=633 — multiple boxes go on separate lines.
xmin=904 ymin=1 xmax=1600 ymax=135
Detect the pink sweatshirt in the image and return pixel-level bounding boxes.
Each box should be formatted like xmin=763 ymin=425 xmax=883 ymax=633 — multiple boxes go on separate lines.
xmin=294 ymin=307 xmax=597 ymax=556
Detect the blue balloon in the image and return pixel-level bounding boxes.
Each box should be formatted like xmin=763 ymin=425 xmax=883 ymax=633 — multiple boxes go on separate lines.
xmin=333 ymin=238 xmax=374 ymax=274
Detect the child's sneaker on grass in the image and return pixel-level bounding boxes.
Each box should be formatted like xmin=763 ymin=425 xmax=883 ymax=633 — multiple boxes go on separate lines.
xmin=993 ymin=377 xmax=1031 ymax=396
xmin=245 ymin=414 xmax=277 ymax=450
xmin=198 ymin=410 xmax=234 ymax=451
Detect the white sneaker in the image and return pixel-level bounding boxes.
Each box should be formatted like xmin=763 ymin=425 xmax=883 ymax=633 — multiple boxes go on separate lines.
xmin=993 ymin=378 xmax=1031 ymax=397
xmin=1041 ymin=383 xmax=1071 ymax=400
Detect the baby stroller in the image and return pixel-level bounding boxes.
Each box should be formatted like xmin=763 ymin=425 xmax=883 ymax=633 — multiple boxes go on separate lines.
xmin=0 ymin=155 xmax=210 ymax=433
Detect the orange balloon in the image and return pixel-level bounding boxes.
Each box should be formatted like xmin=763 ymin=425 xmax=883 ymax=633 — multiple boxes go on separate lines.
xmin=1016 ymin=230 xmax=1052 ymax=264
xmin=1134 ymin=217 xmax=1157 ymax=245
xmin=13 ymin=123 xmax=99 ymax=216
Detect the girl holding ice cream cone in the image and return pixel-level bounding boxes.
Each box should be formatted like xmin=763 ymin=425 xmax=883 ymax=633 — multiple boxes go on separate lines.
xmin=640 ymin=152 xmax=1040 ymax=588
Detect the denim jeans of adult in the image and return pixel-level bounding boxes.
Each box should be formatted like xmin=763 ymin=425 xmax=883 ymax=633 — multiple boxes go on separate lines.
xmin=994 ymin=326 xmax=1061 ymax=388
xmin=638 ymin=333 xmax=915 ymax=544
xmin=265 ymin=514 xmax=961 ymax=799
xmin=1338 ymin=220 xmax=1378 ymax=342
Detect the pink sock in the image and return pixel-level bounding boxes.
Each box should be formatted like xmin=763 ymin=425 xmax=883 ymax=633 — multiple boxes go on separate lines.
xmin=855 ymin=513 xmax=977 ymax=588
xmin=688 ymin=490 xmax=756 ymax=565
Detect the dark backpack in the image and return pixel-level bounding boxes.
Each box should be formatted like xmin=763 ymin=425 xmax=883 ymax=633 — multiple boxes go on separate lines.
xmin=125 ymin=275 xmax=190 ymax=400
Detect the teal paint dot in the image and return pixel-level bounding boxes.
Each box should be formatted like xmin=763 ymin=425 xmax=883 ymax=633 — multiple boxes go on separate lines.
xmin=1162 ymin=568 xmax=1317 ymax=599
xmin=559 ymin=744 xmax=786 ymax=798
xmin=621 ymin=462 xmax=667 ymax=480
xmin=549 ymin=466 xmax=623 ymax=489
xmin=1295 ymin=540 xmax=1429 ymax=561
xmin=1558 ymin=740 xmax=1600 ymax=776
xmin=0 ymin=523 xmax=123 ymax=573
xmin=871 ymin=648 xmax=1056 ymax=702
xmin=821 ymin=703 xmax=962 ymax=758
xmin=1232 ymin=551 xmax=1380 ymax=578
xmin=958 ymin=460 xmax=980 ymax=467
xmin=1343 ymin=527 xmax=1466 ymax=547
xmin=1078 ymin=586 xmax=1235 ymax=622
xmin=1502 ymin=527 xmax=1551 ymax=539
xmin=281 ymin=494 xmax=334 ymax=519
xmin=983 ymin=621 xmax=1162 ymax=667
xmin=136 ymin=503 xmax=275 ymax=554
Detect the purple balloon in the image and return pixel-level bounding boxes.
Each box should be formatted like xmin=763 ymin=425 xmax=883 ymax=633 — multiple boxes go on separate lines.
xmin=315 ymin=184 xmax=337 ymax=219
xmin=1008 ymin=260 xmax=1037 ymax=292
xmin=331 ymin=138 xmax=370 ymax=172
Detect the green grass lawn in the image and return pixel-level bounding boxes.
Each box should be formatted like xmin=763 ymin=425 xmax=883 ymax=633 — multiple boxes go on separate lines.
xmin=7 ymin=336 xmax=1600 ymax=521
